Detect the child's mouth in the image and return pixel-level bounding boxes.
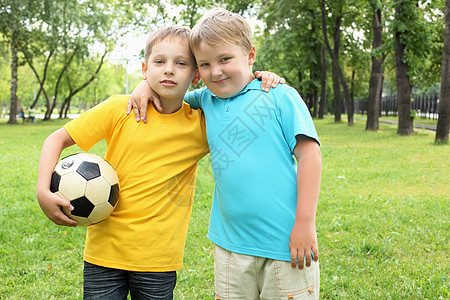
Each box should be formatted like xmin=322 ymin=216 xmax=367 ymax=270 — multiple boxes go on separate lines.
xmin=214 ymin=78 xmax=228 ymax=85
xmin=161 ymin=80 xmax=176 ymax=86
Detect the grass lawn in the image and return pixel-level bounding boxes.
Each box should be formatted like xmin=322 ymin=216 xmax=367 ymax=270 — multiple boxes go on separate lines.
xmin=0 ymin=117 xmax=448 ymax=299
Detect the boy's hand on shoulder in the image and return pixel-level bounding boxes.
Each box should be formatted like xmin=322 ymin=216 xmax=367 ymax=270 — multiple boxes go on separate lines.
xmin=37 ymin=190 xmax=78 ymax=227
xmin=254 ymin=71 xmax=285 ymax=92
xmin=289 ymin=220 xmax=319 ymax=270
xmin=127 ymin=80 xmax=162 ymax=123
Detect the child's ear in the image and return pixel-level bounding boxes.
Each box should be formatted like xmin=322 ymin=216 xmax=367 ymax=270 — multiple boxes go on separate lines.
xmin=191 ymin=70 xmax=201 ymax=85
xmin=141 ymin=62 xmax=148 ymax=80
xmin=248 ymin=46 xmax=256 ymax=66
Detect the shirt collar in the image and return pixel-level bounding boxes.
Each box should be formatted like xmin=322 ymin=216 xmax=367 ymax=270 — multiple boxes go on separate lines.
xmin=204 ymin=78 xmax=260 ymax=100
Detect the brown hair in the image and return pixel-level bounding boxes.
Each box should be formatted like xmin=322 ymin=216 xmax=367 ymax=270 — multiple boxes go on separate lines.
xmin=144 ymin=25 xmax=191 ymax=64
xmin=190 ymin=7 xmax=253 ymax=53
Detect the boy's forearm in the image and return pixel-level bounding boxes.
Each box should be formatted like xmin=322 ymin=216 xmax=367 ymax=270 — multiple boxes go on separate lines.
xmin=295 ymin=143 xmax=321 ymax=223
xmin=36 ymin=128 xmax=75 ymax=197
xmin=36 ymin=128 xmax=79 ymax=227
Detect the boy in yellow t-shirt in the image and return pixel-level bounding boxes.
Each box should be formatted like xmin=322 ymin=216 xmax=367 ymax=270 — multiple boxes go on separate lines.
xmin=36 ymin=25 xmax=209 ymax=299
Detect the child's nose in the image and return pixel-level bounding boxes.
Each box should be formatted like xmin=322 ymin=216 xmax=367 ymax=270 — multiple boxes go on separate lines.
xmin=211 ymin=65 xmax=222 ymax=77
xmin=164 ymin=63 xmax=175 ymax=75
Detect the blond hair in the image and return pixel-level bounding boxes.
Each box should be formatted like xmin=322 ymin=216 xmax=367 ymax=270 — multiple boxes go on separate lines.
xmin=190 ymin=7 xmax=253 ymax=53
xmin=144 ymin=25 xmax=191 ymax=64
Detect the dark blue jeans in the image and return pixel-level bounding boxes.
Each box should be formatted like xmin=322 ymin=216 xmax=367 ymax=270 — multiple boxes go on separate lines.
xmin=83 ymin=261 xmax=177 ymax=300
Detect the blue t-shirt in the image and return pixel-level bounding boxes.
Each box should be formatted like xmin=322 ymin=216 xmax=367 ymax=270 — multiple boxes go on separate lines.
xmin=185 ymin=79 xmax=320 ymax=261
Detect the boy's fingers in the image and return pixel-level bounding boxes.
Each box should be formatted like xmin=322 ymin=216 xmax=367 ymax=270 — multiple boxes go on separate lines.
xmin=272 ymin=76 xmax=281 ymax=87
xmin=133 ymin=107 xmax=141 ymax=122
xmin=267 ymin=74 xmax=277 ymax=90
xmin=312 ymin=247 xmax=319 ymax=262
xmin=154 ymin=96 xmax=163 ymax=112
xmin=58 ymin=198 xmax=74 ymax=211
xmin=304 ymin=250 xmax=312 ymax=268
xmin=49 ymin=203 xmax=77 ymax=227
xmin=297 ymin=251 xmax=305 ymax=270
xmin=126 ymin=99 xmax=132 ymax=115
xmin=140 ymin=100 xmax=148 ymax=123
xmin=54 ymin=212 xmax=78 ymax=227
xmin=291 ymin=248 xmax=306 ymax=269
xmin=290 ymin=251 xmax=298 ymax=269
xmin=57 ymin=199 xmax=78 ymax=227
xmin=261 ymin=72 xmax=270 ymax=92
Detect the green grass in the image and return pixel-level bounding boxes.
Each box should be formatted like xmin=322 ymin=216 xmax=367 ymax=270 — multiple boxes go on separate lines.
xmin=0 ymin=118 xmax=448 ymax=299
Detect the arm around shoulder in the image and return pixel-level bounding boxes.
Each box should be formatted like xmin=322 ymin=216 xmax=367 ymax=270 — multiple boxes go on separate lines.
xmin=36 ymin=128 xmax=78 ymax=227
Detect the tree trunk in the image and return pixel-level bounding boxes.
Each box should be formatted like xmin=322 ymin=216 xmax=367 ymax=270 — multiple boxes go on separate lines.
xmin=350 ymin=69 xmax=355 ymax=106
xmin=7 ymin=5 xmax=19 ymax=125
xmin=44 ymin=49 xmax=78 ymax=120
xmin=59 ymin=50 xmax=107 ymax=118
xmin=312 ymin=89 xmax=318 ymax=118
xmin=45 ymin=97 xmax=55 ymax=120
xmin=8 ymin=40 xmax=18 ymax=124
xmin=27 ymin=50 xmax=54 ymax=109
xmin=332 ymin=63 xmax=341 ymax=122
xmin=298 ymin=69 xmax=303 ymax=96
xmin=331 ymin=13 xmax=342 ymax=122
xmin=311 ymin=64 xmax=320 ymax=118
xmin=63 ymin=96 xmax=72 ymax=118
xmin=366 ymin=7 xmax=383 ymax=131
xmin=379 ymin=75 xmax=384 ymax=117
xmin=394 ymin=4 xmax=413 ymax=135
xmin=321 ymin=0 xmax=353 ymax=125
xmin=319 ymin=46 xmax=327 ymax=119
xmin=436 ymin=0 xmax=450 ymax=143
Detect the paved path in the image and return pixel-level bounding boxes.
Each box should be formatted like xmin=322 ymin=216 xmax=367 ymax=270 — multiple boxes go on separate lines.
xmin=355 ymin=118 xmax=436 ymax=131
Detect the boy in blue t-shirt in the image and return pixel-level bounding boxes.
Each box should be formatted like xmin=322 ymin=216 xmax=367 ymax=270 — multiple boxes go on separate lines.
xmin=129 ymin=8 xmax=321 ymax=300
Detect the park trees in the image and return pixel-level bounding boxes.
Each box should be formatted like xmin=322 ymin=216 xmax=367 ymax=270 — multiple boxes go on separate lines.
xmin=260 ymin=0 xmax=323 ymax=114
xmin=436 ymin=0 xmax=450 ymax=143
xmin=20 ymin=0 xmax=125 ymax=120
xmin=0 ymin=0 xmax=42 ymax=124
xmin=0 ymin=0 xmax=447 ymax=138
xmin=0 ymin=0 xmax=150 ymax=122
xmin=0 ymin=40 xmax=9 ymax=117
xmin=393 ymin=0 xmax=415 ymax=135
xmin=241 ymin=0 xmax=327 ymax=119
xmin=320 ymin=0 xmax=355 ymax=125
xmin=390 ymin=0 xmax=438 ymax=135
xmin=237 ymin=0 xmax=368 ymax=125
xmin=366 ymin=1 xmax=386 ymax=131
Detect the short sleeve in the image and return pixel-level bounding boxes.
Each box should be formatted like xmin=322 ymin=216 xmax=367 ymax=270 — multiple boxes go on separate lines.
xmin=277 ymin=88 xmax=320 ymax=152
xmin=183 ymin=89 xmax=204 ymax=109
xmin=64 ymin=96 xmax=119 ymax=151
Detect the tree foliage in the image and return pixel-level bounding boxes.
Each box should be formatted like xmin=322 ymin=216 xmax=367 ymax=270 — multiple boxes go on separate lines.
xmin=0 ymin=0 xmax=447 ymax=137
xmin=0 ymin=0 xmax=161 ymax=121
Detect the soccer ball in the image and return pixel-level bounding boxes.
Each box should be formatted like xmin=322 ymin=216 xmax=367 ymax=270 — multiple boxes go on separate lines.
xmin=50 ymin=153 xmax=120 ymax=226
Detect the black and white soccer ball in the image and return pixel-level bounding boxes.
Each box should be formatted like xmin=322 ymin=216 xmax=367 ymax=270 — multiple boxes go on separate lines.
xmin=50 ymin=153 xmax=120 ymax=226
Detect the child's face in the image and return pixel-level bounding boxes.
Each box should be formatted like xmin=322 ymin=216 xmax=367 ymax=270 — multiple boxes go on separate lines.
xmin=194 ymin=41 xmax=256 ymax=99
xmin=142 ymin=37 xmax=198 ymax=102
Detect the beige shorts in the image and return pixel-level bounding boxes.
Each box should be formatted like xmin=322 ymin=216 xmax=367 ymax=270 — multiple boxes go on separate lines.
xmin=214 ymin=245 xmax=320 ymax=300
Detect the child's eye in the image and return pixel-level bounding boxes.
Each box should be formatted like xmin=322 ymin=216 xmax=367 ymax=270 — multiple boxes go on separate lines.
xmin=178 ymin=61 xmax=187 ymax=66
xmin=155 ymin=60 xmax=164 ymax=64
xmin=221 ymin=57 xmax=231 ymax=63
xmin=199 ymin=63 xmax=209 ymax=68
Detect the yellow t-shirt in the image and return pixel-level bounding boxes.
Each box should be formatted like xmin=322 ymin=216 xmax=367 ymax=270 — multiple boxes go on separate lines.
xmin=64 ymin=95 xmax=209 ymax=272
